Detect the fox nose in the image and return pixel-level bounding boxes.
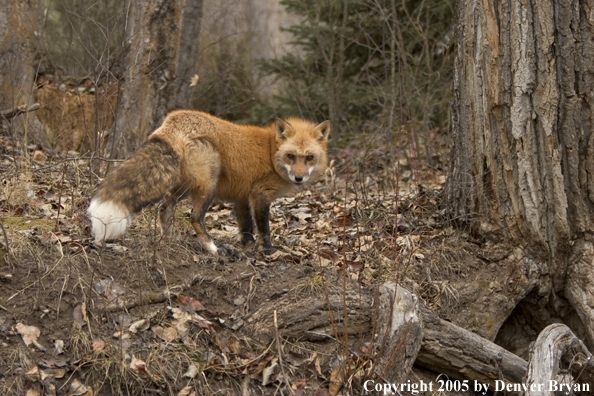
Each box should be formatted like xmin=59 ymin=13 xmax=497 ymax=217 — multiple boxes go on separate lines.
xmin=294 ymin=175 xmax=304 ymax=183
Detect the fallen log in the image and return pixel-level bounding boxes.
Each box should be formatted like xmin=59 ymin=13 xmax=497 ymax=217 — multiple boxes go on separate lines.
xmin=244 ymin=281 xmax=375 ymax=344
xmin=244 ymin=278 xmax=530 ymax=387
xmin=244 ymin=279 xmax=422 ymax=384
xmin=416 ymin=305 xmax=528 ymax=388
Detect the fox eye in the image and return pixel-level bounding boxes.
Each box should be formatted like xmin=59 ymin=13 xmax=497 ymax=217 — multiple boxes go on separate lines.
xmin=305 ymin=155 xmax=314 ymax=162
xmin=287 ymin=154 xmax=295 ymax=161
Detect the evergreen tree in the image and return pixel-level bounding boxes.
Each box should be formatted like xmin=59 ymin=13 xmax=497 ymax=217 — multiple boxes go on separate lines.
xmin=260 ymin=0 xmax=454 ymax=142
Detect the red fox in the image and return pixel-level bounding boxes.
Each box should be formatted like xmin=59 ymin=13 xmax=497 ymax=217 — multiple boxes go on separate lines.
xmin=88 ymin=110 xmax=330 ymax=255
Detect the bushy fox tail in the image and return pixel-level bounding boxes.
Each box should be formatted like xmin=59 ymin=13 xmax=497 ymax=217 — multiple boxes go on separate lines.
xmin=88 ymin=137 xmax=180 ymax=242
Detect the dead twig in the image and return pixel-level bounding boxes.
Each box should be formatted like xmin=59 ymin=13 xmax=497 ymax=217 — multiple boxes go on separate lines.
xmin=0 ymin=103 xmax=40 ymax=121
xmin=55 ymin=160 xmax=69 ymax=231
xmin=274 ymin=310 xmax=294 ymax=396
xmin=0 ymin=218 xmax=9 ymax=253
xmin=33 ymin=156 xmax=124 ymax=173
xmin=99 ymin=270 xmax=255 ymax=312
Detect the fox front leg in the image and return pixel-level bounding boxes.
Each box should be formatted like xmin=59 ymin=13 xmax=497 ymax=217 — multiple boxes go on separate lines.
xmin=235 ymin=201 xmax=255 ymax=246
xmin=251 ymin=198 xmax=276 ymax=255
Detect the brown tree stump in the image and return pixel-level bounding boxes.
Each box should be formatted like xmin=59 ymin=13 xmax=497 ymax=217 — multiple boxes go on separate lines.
xmin=375 ymin=282 xmax=423 ymax=383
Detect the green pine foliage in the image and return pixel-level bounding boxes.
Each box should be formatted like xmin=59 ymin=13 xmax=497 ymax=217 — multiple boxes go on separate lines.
xmin=259 ymin=0 xmax=455 ymax=142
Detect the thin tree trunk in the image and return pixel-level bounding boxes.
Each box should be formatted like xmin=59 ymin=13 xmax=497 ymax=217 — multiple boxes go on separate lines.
xmin=0 ymin=1 xmax=41 ymax=110
xmin=0 ymin=0 xmax=48 ymax=149
xmin=112 ymin=0 xmax=203 ymax=158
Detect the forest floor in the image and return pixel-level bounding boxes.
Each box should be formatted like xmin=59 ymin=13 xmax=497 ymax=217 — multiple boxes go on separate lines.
xmin=0 ymin=133 xmax=494 ymax=396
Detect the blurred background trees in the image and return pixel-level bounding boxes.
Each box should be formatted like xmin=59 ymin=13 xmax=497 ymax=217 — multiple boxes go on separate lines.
xmin=1 ymin=0 xmax=455 ymax=162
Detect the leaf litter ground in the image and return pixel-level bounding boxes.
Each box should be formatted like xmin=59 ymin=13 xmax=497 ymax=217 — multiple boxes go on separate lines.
xmin=0 ymin=137 xmax=488 ymax=396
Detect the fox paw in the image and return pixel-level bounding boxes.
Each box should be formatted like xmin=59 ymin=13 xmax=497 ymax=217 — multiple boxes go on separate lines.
xmin=200 ymin=240 xmax=223 ymax=256
xmin=241 ymin=235 xmax=256 ymax=246
xmin=217 ymin=244 xmax=236 ymax=256
xmin=263 ymin=245 xmax=280 ymax=255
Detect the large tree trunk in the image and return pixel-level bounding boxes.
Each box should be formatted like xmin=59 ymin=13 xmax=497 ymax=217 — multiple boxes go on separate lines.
xmin=111 ymin=0 xmax=203 ymax=158
xmin=443 ymin=0 xmax=594 ymax=356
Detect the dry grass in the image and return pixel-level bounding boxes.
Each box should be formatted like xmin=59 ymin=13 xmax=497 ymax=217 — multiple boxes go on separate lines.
xmin=1 ymin=172 xmax=34 ymax=211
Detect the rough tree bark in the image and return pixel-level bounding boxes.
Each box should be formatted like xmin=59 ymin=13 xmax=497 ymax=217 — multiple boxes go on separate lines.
xmin=524 ymin=324 xmax=593 ymax=395
xmin=443 ymin=0 xmax=594 ymax=362
xmin=0 ymin=1 xmax=41 ymax=110
xmin=112 ymin=0 xmax=203 ymax=158
xmin=375 ymin=283 xmax=422 ymax=383
xmin=0 ymin=0 xmax=48 ymax=147
xmin=244 ymin=281 xmax=528 ymax=386
xmin=416 ymin=304 xmax=528 ymax=386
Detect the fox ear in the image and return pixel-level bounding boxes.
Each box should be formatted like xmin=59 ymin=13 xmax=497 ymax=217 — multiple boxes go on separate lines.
xmin=313 ymin=120 xmax=330 ymax=142
xmin=275 ymin=119 xmax=291 ymax=140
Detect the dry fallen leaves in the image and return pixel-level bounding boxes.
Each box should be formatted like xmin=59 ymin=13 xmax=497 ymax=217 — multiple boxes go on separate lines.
xmin=69 ymin=378 xmax=93 ymax=396
xmin=130 ymin=356 xmax=153 ymax=378
xmin=16 ymin=323 xmax=40 ymax=346
xmin=262 ymin=358 xmax=279 ymax=386
xmin=183 ymin=364 xmax=199 ymax=379
xmin=175 ymin=293 xmax=206 ymax=314
xmin=170 ymin=306 xmax=214 ymax=332
xmin=307 ymin=352 xmax=323 ymax=378
xmin=16 ymin=323 xmax=45 ymax=350
xmin=171 ymin=310 xmax=192 ymax=334
xmin=129 ymin=318 xmax=150 ymax=334
xmin=92 ymin=339 xmax=105 ymax=352
xmin=54 ymin=339 xmax=64 ymax=354
xmin=0 ymin=140 xmax=451 ymax=395
xmin=95 ymin=279 xmax=126 ymax=301
xmin=72 ymin=303 xmax=87 ymax=328
xmin=32 ymin=150 xmax=47 ymax=162
xmin=25 ymin=365 xmax=67 ymax=381
xmin=178 ymin=385 xmax=197 ymax=396
xmin=329 ymin=366 xmax=345 ymax=396
xmin=293 ymin=380 xmax=307 ymax=396
xmin=152 ymin=325 xmax=178 ymax=343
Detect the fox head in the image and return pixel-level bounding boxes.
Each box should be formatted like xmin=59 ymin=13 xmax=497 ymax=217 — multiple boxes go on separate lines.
xmin=274 ymin=118 xmax=330 ymax=185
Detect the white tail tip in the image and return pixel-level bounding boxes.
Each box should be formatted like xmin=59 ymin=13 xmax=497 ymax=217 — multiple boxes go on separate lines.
xmin=88 ymin=198 xmax=131 ymax=242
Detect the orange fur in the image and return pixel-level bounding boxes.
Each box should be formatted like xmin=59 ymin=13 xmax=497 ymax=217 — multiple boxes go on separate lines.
xmin=88 ymin=110 xmax=330 ymax=254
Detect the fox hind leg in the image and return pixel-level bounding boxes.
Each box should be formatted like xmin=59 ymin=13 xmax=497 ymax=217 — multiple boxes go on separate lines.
xmin=159 ymin=185 xmax=188 ymax=236
xmin=190 ymin=187 xmax=219 ymax=255
xmin=185 ymin=139 xmax=223 ymax=255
